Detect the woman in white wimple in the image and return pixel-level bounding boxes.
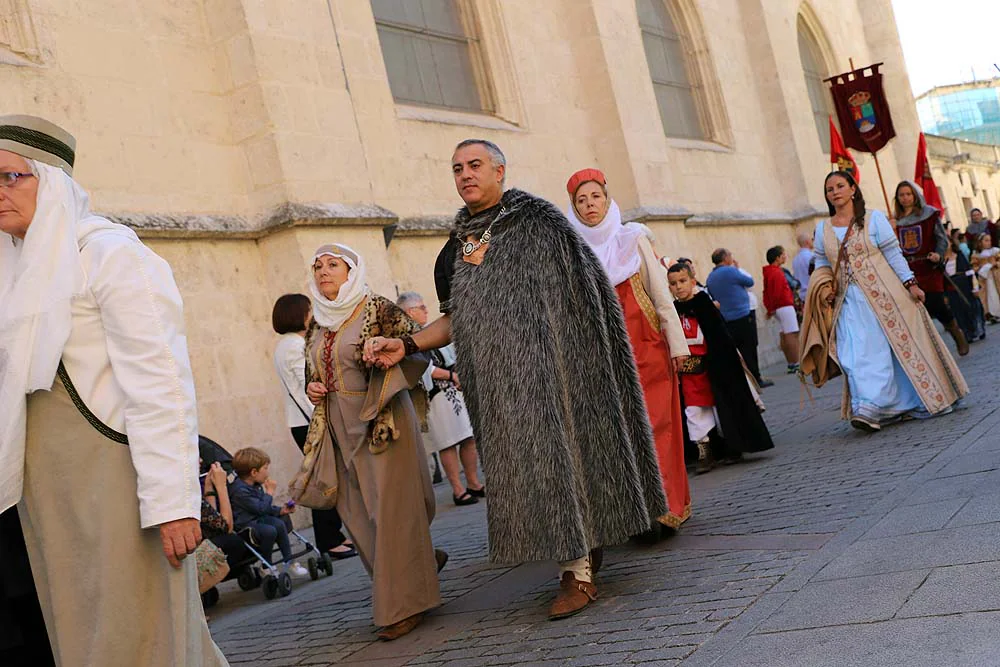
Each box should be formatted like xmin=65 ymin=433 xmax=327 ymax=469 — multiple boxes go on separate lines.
xmin=0 ymin=114 xmax=227 ymax=666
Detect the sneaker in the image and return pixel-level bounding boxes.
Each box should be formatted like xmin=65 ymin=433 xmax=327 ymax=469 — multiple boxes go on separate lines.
xmin=758 ymin=378 xmax=775 ymax=388
xmin=786 ymin=364 xmax=800 ymax=374
xmin=284 ymin=562 xmax=310 ymax=578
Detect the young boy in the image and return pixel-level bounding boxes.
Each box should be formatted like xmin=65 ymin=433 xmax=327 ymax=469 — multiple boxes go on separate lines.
xmin=229 ymin=447 xmax=308 ymax=577
xmin=667 ymin=263 xmax=774 ymax=473
xmin=762 ymin=245 xmax=800 ymax=374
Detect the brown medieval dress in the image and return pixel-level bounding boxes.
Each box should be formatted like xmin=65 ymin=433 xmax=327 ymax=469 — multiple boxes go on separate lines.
xmin=306 ymin=295 xmax=441 ymax=628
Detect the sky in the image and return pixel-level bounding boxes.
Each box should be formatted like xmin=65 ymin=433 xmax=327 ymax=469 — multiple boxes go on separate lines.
xmin=892 ymin=0 xmax=1000 ymax=96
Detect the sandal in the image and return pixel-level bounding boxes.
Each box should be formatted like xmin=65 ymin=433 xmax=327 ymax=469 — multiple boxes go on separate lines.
xmin=467 ymin=486 xmax=486 ymax=498
xmin=329 ymin=543 xmax=358 ymax=560
xmin=453 ymin=491 xmax=479 ymax=506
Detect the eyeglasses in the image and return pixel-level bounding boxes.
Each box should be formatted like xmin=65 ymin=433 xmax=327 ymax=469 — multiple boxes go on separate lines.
xmin=0 ymin=172 xmax=34 ymax=188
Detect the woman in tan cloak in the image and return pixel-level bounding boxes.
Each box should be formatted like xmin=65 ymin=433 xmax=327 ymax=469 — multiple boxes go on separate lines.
xmin=303 ymin=243 xmax=442 ymax=641
xmin=800 ymin=171 xmax=967 ymax=432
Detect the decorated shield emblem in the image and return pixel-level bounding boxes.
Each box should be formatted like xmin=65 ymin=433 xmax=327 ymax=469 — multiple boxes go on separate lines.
xmin=899 ymin=225 xmax=923 ymax=255
xmin=849 ymin=91 xmax=877 ymax=133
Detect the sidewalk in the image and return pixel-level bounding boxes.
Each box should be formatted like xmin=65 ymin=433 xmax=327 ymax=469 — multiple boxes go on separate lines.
xmin=210 ymin=332 xmax=1000 ymax=667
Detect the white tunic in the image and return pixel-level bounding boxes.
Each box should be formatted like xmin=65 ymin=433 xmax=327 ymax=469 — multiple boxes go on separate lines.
xmin=58 ymin=229 xmax=201 ymax=528
xmin=273 ymin=332 xmax=313 ymax=429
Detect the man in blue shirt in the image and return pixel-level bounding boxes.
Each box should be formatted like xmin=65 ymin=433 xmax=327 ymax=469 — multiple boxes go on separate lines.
xmin=792 ymin=232 xmax=814 ymax=301
xmin=705 ymin=248 xmax=771 ymax=388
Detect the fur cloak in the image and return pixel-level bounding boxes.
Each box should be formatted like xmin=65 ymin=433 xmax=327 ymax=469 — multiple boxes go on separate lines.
xmin=444 ymin=188 xmax=667 ymax=564
xmin=674 ymin=291 xmax=774 ymax=457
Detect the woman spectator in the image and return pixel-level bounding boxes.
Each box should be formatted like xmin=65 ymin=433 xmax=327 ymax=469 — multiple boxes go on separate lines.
xmin=566 ymin=168 xmax=692 ymax=535
xmin=272 ymin=294 xmax=356 ymax=560
xmin=801 ymin=171 xmax=967 ymax=432
xmin=304 ymin=244 xmax=444 ymax=641
xmin=397 ymin=292 xmax=485 ymax=506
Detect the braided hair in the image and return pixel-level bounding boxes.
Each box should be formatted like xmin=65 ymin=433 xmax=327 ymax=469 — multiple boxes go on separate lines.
xmin=824 ymin=170 xmax=866 ymax=229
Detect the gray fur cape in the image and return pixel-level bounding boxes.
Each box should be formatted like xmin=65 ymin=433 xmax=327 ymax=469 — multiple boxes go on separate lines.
xmin=445 ymin=188 xmax=667 ymax=564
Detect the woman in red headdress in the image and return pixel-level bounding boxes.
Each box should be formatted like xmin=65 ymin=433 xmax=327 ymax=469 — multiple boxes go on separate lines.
xmin=566 ymin=168 xmax=692 ymax=535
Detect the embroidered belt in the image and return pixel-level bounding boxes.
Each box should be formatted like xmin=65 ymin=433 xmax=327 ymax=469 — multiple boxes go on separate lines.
xmin=57 ymin=362 xmax=129 ymax=445
xmin=677 ymin=355 xmax=706 ymax=375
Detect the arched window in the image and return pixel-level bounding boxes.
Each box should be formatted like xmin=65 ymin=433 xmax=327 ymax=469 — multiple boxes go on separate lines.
xmin=372 ymin=0 xmax=493 ymax=113
xmin=636 ymin=0 xmax=705 ymax=140
xmin=797 ymin=15 xmax=835 ymax=153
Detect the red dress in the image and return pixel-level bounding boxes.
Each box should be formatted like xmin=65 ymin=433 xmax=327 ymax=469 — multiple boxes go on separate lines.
xmin=615 ymin=274 xmax=691 ymax=529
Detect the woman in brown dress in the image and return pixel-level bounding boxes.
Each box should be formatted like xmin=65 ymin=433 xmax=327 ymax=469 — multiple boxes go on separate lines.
xmin=303 ymin=243 xmax=442 ymax=641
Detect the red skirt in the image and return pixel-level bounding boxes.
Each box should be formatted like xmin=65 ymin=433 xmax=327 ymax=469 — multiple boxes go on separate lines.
xmin=616 ymin=275 xmax=691 ymax=529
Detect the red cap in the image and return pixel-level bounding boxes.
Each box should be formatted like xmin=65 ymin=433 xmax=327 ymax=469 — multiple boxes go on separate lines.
xmin=566 ymin=168 xmax=607 ymax=196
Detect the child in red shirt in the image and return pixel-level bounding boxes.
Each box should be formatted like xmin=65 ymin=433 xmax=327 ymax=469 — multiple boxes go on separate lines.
xmin=762 ymin=245 xmax=800 ymax=374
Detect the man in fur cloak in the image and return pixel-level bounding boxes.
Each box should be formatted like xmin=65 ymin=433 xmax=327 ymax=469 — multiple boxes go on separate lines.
xmin=668 ymin=264 xmax=774 ymax=469
xmin=365 ymin=139 xmax=667 ymax=620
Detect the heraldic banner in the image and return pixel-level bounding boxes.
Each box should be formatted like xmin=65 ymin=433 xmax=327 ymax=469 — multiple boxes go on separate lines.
xmin=826 ymin=63 xmax=896 ymax=154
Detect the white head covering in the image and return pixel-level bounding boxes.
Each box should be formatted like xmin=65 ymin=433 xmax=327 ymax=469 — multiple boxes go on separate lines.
xmin=308 ymin=243 xmax=371 ymax=330
xmin=566 ymin=199 xmax=644 ymax=286
xmin=0 ymin=161 xmax=132 ymax=514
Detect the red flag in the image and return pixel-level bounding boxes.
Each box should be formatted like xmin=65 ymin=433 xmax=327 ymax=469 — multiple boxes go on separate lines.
xmin=829 ymin=116 xmax=859 ymax=182
xmin=914 ymin=132 xmax=943 ymax=212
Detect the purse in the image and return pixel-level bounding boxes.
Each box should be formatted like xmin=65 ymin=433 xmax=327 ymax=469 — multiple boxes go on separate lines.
xmin=194 ymin=540 xmax=230 ymax=594
xmin=287 ymin=399 xmax=339 ymax=509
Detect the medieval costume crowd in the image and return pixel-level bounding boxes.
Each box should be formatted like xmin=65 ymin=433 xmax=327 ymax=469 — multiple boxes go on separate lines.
xmin=0 ymin=114 xmax=976 ymax=664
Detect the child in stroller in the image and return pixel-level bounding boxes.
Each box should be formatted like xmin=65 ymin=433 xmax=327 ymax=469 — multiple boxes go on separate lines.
xmin=199 ymin=439 xmax=335 ymax=606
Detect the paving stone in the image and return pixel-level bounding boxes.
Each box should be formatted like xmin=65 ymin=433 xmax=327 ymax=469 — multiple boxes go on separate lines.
xmin=946 ymin=493 xmax=1000 ymax=528
xmin=815 ymin=523 xmax=1000 ymax=580
xmin=859 ymin=500 xmax=966 ymax=540
xmin=758 ymin=570 xmax=929 ymax=632
xmin=897 ymin=561 xmax=1000 ymax=617
xmin=723 ymin=612 xmax=1000 ymax=667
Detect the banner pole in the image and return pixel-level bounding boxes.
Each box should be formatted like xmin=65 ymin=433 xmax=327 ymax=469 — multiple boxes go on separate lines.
xmin=846 ymin=57 xmax=892 ymax=218
xmin=871 ymin=150 xmax=893 ymax=221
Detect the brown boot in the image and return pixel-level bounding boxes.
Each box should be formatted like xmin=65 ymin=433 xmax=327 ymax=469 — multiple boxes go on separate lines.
xmin=945 ymin=320 xmax=970 ymax=356
xmin=695 ymin=438 xmax=714 ymax=474
xmin=377 ymin=613 xmax=424 ymax=641
xmin=549 ymin=572 xmax=598 ymax=620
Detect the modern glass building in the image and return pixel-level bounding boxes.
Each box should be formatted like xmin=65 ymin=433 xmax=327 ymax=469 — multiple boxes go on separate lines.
xmin=917 ymin=80 xmax=1000 ymax=145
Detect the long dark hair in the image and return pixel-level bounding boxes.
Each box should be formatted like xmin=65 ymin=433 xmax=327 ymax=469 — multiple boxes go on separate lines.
xmin=824 ymin=170 xmax=866 ymax=228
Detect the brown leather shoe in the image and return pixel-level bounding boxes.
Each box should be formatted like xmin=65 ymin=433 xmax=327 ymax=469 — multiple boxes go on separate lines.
xmin=548 ymin=572 xmax=598 ymax=620
xmin=377 ymin=613 xmax=424 ymax=641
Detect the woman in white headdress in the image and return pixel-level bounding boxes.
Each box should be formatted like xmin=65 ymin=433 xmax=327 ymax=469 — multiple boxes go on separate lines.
xmin=302 ymin=244 xmax=443 ymax=641
xmin=0 ymin=115 xmax=227 ymax=665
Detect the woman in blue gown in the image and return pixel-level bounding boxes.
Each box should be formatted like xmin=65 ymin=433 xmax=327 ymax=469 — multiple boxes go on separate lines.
xmin=812 ymin=171 xmax=967 ymax=431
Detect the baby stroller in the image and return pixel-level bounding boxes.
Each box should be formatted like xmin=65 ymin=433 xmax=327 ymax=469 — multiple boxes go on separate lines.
xmin=198 ymin=436 xmax=336 ymax=607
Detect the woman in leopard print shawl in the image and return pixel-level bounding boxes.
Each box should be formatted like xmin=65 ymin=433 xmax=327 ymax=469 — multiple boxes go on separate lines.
xmin=303 ymin=244 xmax=439 ymax=640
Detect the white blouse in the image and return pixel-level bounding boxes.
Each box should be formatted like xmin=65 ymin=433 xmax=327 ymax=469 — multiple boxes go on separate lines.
xmin=273 ymin=333 xmax=313 ymax=429
xmin=60 ymin=229 xmax=201 ymax=529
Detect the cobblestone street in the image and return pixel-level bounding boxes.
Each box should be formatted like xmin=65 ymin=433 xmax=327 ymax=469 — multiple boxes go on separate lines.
xmin=209 ymin=331 xmax=1000 ymax=667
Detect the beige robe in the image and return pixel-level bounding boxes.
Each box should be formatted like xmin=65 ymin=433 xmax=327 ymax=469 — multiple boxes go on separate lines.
xmin=19 ymin=378 xmax=228 ymax=667
xmin=309 ymin=302 xmax=440 ymax=628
